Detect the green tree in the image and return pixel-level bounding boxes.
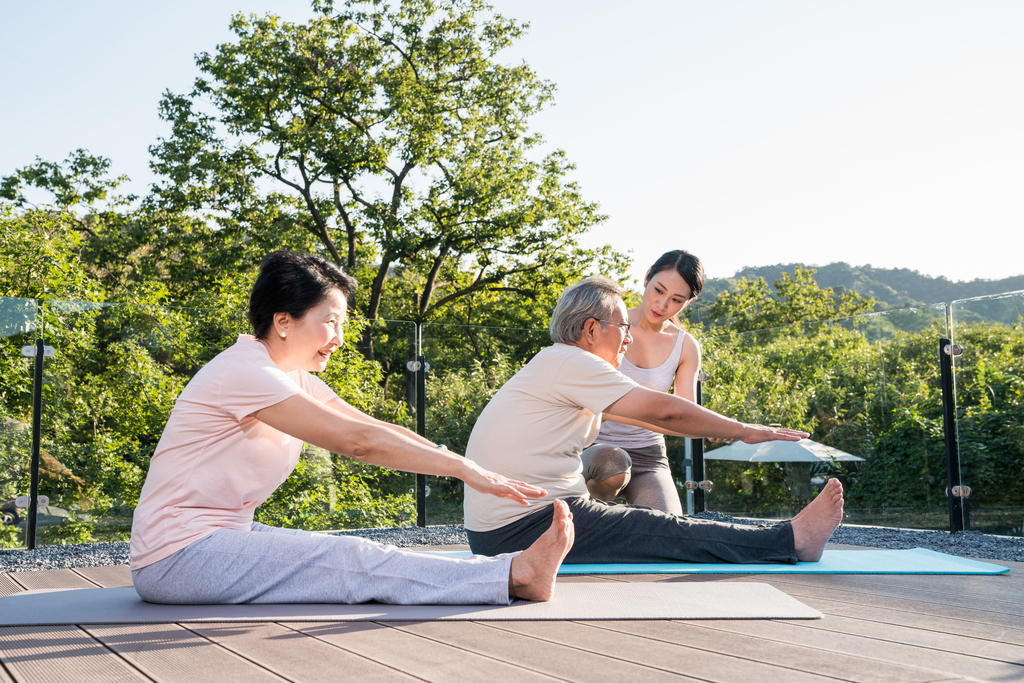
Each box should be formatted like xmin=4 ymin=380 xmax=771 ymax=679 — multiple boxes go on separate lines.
xmin=707 ymin=266 xmax=875 ymax=333
xmin=146 ymin=0 xmax=619 ymax=342
xmin=0 ymin=153 xmax=418 ymax=544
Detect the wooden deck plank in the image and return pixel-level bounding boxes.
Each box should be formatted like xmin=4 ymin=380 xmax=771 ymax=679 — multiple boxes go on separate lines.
xmin=0 ymin=658 xmax=15 ymax=683
xmin=754 ymin=581 xmax=1024 ymax=630
xmin=684 ymin=618 xmax=1024 ymax=681
xmin=72 ymin=566 xmax=133 ymax=588
xmin=527 ymin=619 xmax=944 ymax=683
xmin=83 ymin=624 xmax=289 ymax=683
xmin=802 ymin=596 xmax=1024 ymax=645
xmin=0 ymin=576 xmax=23 ymax=598
xmin=0 ymin=626 xmax=150 ymax=683
xmin=785 ymin=574 xmax=1024 ymax=604
xmin=186 ymin=622 xmax=421 ymax=683
xmin=287 ymin=621 xmax=564 ymax=683
xmin=486 ymin=619 xmax=865 ymax=683
xmin=394 ymin=619 xmax=743 ymax=683
xmin=6 ymin=570 xmax=96 ymax=592
xmin=802 ymin=611 xmax=1024 ymax=659
xmin=757 ymin=574 xmax=1024 ymax=614
xmin=653 ymin=572 xmax=1024 ymax=633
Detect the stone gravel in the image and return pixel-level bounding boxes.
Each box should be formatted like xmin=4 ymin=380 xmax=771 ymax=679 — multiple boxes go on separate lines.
xmin=1 ymin=515 xmax=1020 ymax=573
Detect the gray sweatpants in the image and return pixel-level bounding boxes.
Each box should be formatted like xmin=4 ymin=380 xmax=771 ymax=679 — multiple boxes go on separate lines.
xmin=132 ymin=522 xmax=516 ymax=605
xmin=467 ymin=497 xmax=797 ymax=565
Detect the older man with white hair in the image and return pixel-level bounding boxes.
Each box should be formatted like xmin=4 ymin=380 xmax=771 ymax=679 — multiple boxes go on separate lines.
xmin=464 ymin=276 xmax=845 ymax=565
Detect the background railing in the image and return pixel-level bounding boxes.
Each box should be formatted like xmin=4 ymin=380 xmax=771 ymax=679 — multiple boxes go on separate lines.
xmin=1 ymin=298 xmax=38 ymax=548
xmin=3 ymin=290 xmax=1022 ymax=548
xmin=698 ymin=304 xmax=954 ymax=531
xmin=950 ymin=291 xmax=1024 ymax=537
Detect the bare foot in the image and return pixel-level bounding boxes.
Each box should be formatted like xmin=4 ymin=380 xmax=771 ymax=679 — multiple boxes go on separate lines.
xmin=791 ymin=478 xmax=844 ymax=562
xmin=508 ymin=499 xmax=575 ymax=601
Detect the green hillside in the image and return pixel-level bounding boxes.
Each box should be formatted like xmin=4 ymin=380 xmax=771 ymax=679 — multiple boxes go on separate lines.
xmin=688 ymin=262 xmax=1024 ymax=327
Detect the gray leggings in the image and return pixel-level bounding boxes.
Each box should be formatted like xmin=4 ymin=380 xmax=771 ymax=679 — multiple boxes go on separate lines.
xmin=132 ymin=522 xmax=515 ymax=605
xmin=581 ymin=442 xmax=683 ymax=515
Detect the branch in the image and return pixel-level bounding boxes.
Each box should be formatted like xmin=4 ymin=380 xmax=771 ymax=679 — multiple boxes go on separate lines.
xmin=426 ymin=260 xmax=546 ymax=313
xmin=341 ymin=176 xmax=374 ymax=210
xmin=357 ymin=22 xmax=421 ymax=83
xmin=295 ymin=155 xmax=343 ymax=265
xmin=333 ymin=180 xmax=358 ymax=270
xmin=269 ymin=145 xmax=306 ymax=194
xmin=418 ymin=243 xmax=451 ymax=315
xmin=384 ymin=161 xmax=415 ymax=242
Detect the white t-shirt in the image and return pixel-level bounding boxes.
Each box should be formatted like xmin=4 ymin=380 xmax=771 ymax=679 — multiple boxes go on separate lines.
xmin=463 ymin=344 xmax=638 ymax=532
xmin=130 ymin=335 xmax=339 ymax=569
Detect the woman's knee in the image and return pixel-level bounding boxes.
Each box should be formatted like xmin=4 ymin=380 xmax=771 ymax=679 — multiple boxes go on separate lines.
xmin=132 ymin=567 xmax=180 ymax=604
xmin=581 ymin=444 xmax=632 ymax=483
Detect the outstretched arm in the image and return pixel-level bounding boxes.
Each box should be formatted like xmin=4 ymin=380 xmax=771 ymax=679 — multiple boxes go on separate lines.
xmin=253 ymin=392 xmax=546 ymax=505
xmin=604 ymin=386 xmax=807 ymax=443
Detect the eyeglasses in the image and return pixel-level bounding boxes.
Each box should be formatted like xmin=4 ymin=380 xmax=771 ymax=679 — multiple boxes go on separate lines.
xmin=594 ymin=319 xmax=632 ymax=334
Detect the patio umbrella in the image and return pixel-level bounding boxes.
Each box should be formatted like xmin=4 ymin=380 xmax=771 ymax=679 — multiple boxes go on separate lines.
xmin=704 ymin=438 xmax=865 ymax=462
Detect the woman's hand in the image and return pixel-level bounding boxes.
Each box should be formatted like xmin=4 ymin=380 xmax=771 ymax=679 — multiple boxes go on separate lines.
xmin=461 ymin=462 xmax=547 ymax=505
xmin=739 ymin=424 xmax=809 ymax=444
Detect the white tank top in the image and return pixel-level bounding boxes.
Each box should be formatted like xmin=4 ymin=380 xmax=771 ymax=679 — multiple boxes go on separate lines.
xmin=597 ymin=328 xmax=687 ymax=449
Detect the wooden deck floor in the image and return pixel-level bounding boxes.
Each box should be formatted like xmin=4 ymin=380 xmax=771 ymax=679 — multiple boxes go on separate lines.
xmin=0 ymin=544 xmax=1020 ymax=683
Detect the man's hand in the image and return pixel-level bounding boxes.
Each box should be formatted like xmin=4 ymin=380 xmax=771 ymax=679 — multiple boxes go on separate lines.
xmin=740 ymin=424 xmax=809 ymax=444
xmin=461 ymin=462 xmax=547 ymax=505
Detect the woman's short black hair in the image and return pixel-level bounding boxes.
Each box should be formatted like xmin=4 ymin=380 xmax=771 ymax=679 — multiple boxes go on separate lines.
xmin=646 ymin=249 xmax=705 ymax=299
xmin=248 ymin=251 xmax=358 ymax=339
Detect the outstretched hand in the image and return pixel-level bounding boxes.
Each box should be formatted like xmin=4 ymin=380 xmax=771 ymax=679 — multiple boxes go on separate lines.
xmin=739 ymin=424 xmax=809 ymax=444
xmin=462 ymin=462 xmax=547 ymax=505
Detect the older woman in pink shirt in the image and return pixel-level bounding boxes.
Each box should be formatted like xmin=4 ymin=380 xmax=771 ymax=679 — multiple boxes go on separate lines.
xmin=130 ymin=251 xmax=572 ymax=605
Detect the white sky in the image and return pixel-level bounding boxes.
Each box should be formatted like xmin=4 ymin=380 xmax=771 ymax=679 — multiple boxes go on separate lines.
xmin=2 ymin=0 xmax=1021 ymax=286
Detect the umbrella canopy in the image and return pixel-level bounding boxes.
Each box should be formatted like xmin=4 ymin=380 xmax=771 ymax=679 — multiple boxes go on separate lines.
xmin=704 ymin=438 xmax=865 ymax=463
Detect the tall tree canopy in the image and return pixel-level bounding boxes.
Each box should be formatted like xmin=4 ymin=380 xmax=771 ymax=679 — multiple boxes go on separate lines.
xmin=147 ymin=0 xmax=621 ymax=327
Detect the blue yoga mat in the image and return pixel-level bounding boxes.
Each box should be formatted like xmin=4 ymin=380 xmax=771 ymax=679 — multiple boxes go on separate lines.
xmin=441 ymin=548 xmax=1009 ymax=575
xmin=557 ymin=548 xmax=1010 ymax=575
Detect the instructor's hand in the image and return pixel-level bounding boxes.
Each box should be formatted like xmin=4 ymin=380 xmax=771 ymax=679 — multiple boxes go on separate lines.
xmin=461 ymin=462 xmax=547 ymax=505
xmin=739 ymin=424 xmax=809 ymax=444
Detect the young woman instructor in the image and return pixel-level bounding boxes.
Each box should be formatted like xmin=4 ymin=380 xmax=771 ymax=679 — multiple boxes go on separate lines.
xmin=580 ymin=249 xmax=705 ymax=515
xmin=130 ymin=251 xmax=573 ymax=605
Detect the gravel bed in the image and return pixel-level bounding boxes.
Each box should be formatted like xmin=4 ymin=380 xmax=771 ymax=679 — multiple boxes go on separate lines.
xmin=1 ymin=515 xmax=1020 ymax=573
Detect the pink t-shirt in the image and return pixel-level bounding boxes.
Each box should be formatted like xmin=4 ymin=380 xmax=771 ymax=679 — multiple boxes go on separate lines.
xmin=130 ymin=335 xmax=339 ymax=569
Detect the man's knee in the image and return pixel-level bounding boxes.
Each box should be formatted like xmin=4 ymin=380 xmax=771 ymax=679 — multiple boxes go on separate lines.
xmin=581 ymin=444 xmax=632 ymax=483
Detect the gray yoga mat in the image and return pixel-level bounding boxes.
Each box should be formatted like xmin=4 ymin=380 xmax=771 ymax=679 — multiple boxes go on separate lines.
xmin=0 ymin=582 xmax=821 ymax=625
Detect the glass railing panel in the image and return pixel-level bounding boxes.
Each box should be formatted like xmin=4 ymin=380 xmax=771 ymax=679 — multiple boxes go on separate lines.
xmin=699 ymin=304 xmax=953 ymax=530
xmin=33 ymin=302 xmax=419 ymax=544
xmin=0 ymin=298 xmax=38 ymax=548
xmin=421 ymin=323 xmax=550 ymax=526
xmin=34 ymin=300 xmax=246 ymax=546
xmin=950 ymin=290 xmax=1024 ymax=536
xmin=313 ymin=318 xmax=418 ymax=531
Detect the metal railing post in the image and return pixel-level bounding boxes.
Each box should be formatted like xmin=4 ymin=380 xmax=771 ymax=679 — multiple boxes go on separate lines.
xmin=415 ymin=353 xmax=427 ymax=527
xmin=691 ymin=376 xmax=706 ymax=514
xmin=939 ymin=337 xmax=965 ymax=533
xmin=27 ymin=339 xmax=45 ymax=550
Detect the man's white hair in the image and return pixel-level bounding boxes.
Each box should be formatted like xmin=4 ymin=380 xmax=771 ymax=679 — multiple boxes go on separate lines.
xmin=549 ymin=276 xmax=624 ymax=344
